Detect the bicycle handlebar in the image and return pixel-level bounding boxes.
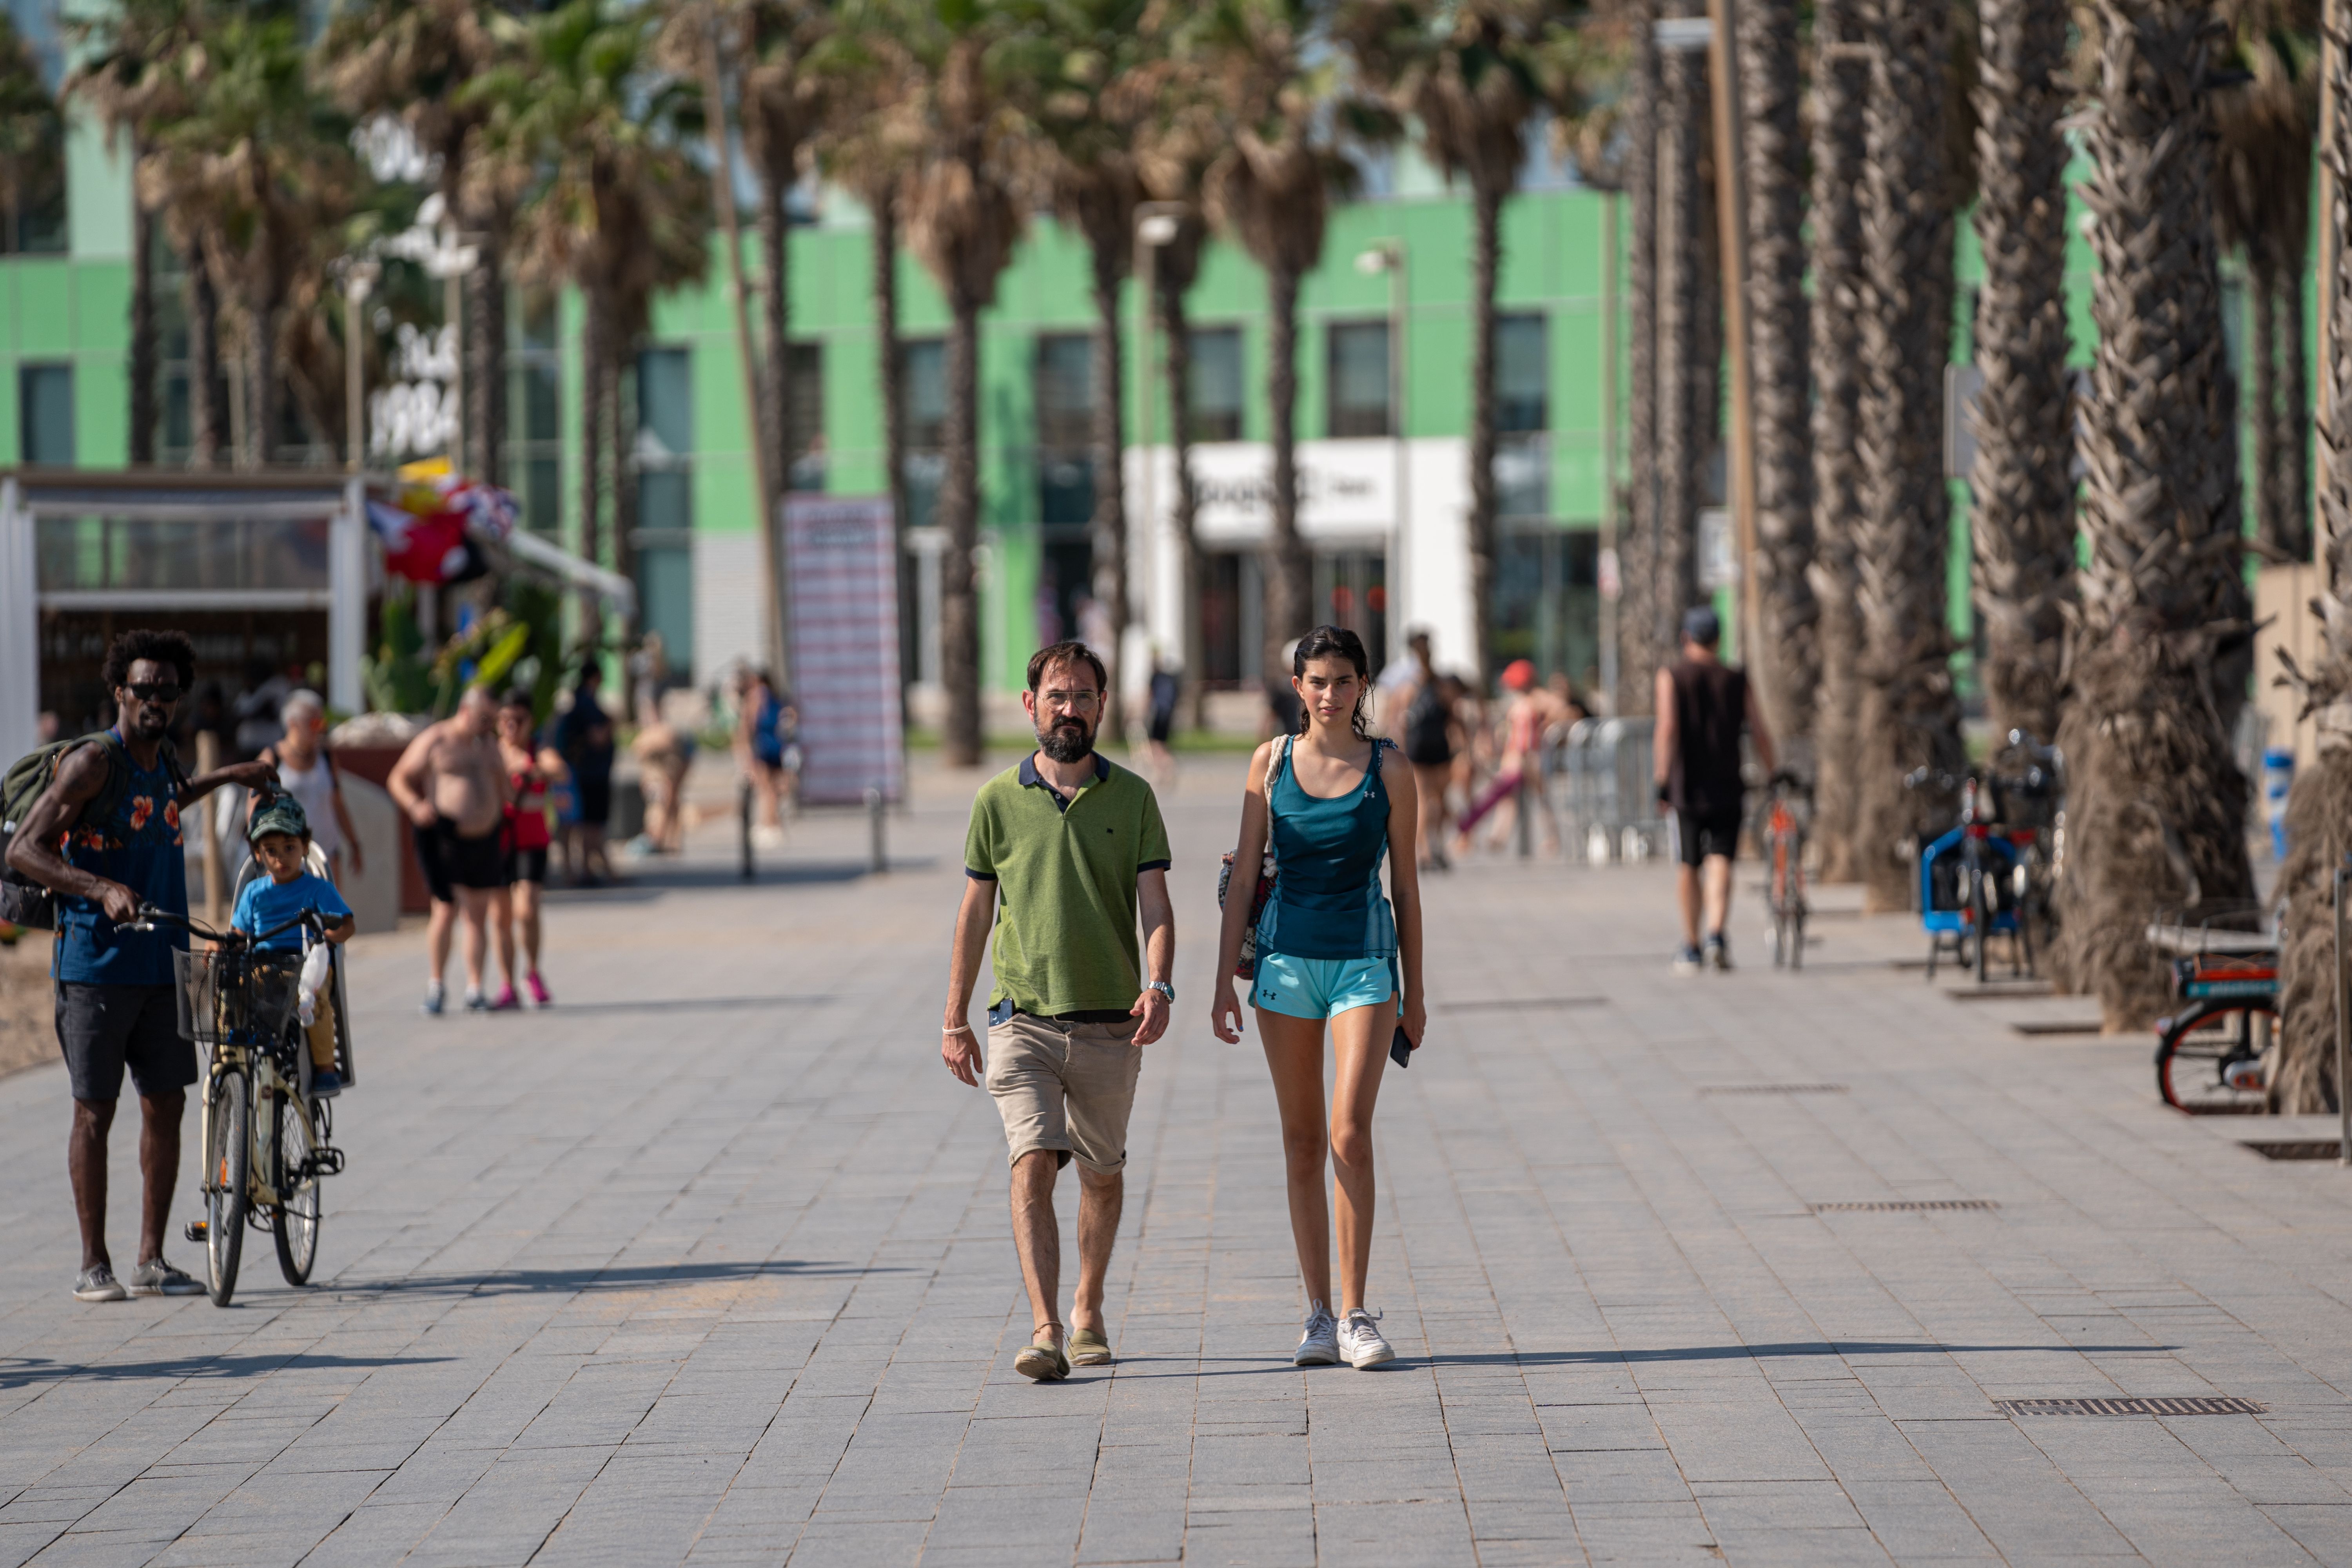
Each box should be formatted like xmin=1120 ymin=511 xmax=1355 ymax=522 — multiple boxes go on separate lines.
xmin=126 ymin=903 xmax=324 ymax=948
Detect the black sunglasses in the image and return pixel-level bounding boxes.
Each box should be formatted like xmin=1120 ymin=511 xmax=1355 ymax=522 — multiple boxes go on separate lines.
xmin=125 ymin=683 xmax=183 ymax=704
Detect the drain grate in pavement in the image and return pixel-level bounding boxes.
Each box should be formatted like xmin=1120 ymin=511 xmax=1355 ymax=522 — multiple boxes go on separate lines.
xmin=1997 ymin=1396 xmax=2265 ymax=1417
xmin=1797 ymin=1213 xmax=2004 ymax=1222
xmin=2242 ymin=1140 xmax=2348 ymax=1161
xmin=2011 ymin=1020 xmax=2103 ymax=1037
xmin=1810 ymin=1199 xmax=1998 ymax=1213
xmin=1700 ymin=1083 xmax=1849 ymax=1095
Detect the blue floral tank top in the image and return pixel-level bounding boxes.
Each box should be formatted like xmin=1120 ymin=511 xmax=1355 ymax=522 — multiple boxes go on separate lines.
xmin=54 ymin=735 xmax=189 ymax=987
xmin=1255 ymin=736 xmax=1397 ymax=965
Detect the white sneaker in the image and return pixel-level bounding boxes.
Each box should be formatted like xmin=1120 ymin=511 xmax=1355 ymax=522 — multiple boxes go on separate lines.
xmin=1338 ymin=1308 xmax=1394 ymax=1368
xmin=1294 ymin=1300 xmax=1339 ymax=1366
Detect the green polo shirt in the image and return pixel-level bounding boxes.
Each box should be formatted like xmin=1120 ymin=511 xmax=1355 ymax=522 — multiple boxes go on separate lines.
xmin=965 ymin=751 xmax=1171 ymax=1016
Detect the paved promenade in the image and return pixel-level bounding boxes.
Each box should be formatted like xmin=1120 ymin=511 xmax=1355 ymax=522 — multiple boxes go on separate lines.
xmin=2 ymin=753 xmax=2352 ymax=1566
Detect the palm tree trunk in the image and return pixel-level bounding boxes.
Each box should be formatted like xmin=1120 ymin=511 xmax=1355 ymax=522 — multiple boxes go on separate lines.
xmin=1741 ymin=0 xmax=1814 ymax=747
xmin=870 ymin=188 xmax=911 ymax=721
xmin=1968 ymin=0 xmax=2075 ymax=746
xmin=1087 ymin=236 xmax=1129 ymax=737
xmin=1468 ymin=178 xmax=1503 ymax=694
xmin=468 ymin=225 xmax=508 ymax=485
xmin=2055 ymin=0 xmax=2256 ymax=1028
xmin=1808 ymin=0 xmax=1868 ymax=876
xmin=940 ymin=286 xmax=983 ymax=766
xmin=761 ymin=152 xmax=792 ymax=494
xmin=187 ymin=246 xmax=223 ymax=471
xmin=1654 ymin=31 xmax=1705 ymax=661
xmin=1618 ymin=0 xmax=1661 ymax=717
xmin=1264 ymin=262 xmax=1312 ymax=690
xmin=1160 ymin=258 xmax=1204 ymax=729
xmin=579 ymin=287 xmax=607 ymax=642
xmin=610 ymin=329 xmax=637 ymax=632
xmin=2277 ymin=252 xmax=2313 ymax=562
xmin=1853 ymin=0 xmax=1967 ymax=913
xmin=129 ymin=186 xmax=155 ymax=466
xmin=242 ymin=286 xmax=274 ymax=472
xmin=2275 ymin=0 xmax=2352 ymax=1111
xmin=2250 ymin=250 xmax=2312 ymax=561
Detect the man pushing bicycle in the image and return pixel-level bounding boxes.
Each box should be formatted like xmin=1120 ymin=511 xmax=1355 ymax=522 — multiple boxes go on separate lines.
xmin=2 ymin=630 xmax=278 ymax=1303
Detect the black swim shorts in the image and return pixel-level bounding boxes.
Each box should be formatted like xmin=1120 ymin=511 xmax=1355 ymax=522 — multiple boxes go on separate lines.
xmin=416 ymin=815 xmax=506 ymax=900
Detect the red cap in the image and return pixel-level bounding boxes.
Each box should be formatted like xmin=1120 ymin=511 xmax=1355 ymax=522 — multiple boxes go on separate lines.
xmin=1502 ymin=659 xmax=1536 ymax=691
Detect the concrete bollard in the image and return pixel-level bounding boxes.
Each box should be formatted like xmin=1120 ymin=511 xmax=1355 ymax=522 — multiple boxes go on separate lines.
xmin=867 ymin=788 xmax=887 ymax=875
xmin=739 ymin=778 xmax=755 ymax=883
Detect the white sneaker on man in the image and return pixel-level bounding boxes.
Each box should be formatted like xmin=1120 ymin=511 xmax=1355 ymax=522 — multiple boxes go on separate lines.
xmin=1338 ymin=1308 xmax=1394 ymax=1368
xmin=1294 ymin=1300 xmax=1339 ymax=1366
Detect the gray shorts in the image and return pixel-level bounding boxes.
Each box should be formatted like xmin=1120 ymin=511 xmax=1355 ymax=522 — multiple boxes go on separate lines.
xmin=984 ymin=1011 xmax=1143 ymax=1173
xmin=56 ymin=982 xmax=196 ymax=1102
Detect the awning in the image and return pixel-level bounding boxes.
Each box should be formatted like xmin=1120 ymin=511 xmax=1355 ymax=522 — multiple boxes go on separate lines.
xmin=502 ymin=527 xmax=638 ymax=618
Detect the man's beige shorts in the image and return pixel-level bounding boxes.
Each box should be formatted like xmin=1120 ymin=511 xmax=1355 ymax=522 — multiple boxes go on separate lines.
xmin=984 ymin=1011 xmax=1143 ymax=1173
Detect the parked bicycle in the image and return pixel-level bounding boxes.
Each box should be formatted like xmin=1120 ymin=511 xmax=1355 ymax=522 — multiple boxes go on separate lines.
xmin=129 ymin=903 xmax=348 ymax=1305
xmin=1907 ymin=768 xmax=2027 ymax=983
xmin=2148 ymin=906 xmax=2278 ymax=1114
xmin=1752 ymin=769 xmax=1810 ymax=969
xmin=1987 ymin=730 xmax=2064 ymax=961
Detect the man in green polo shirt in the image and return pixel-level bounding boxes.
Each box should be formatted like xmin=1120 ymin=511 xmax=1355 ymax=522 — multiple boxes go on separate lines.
xmin=941 ymin=641 xmax=1175 ymax=1382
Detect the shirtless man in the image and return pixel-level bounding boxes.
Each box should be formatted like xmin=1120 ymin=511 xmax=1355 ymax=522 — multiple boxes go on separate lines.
xmin=390 ymin=689 xmax=514 ymax=1014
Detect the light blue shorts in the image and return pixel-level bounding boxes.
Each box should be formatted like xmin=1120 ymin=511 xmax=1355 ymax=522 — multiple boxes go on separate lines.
xmin=1253 ymin=952 xmax=1394 ymax=1020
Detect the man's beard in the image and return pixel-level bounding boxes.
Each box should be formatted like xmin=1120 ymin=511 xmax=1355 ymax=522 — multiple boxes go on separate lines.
xmin=125 ymin=705 xmax=170 ymax=740
xmin=1038 ymin=715 xmax=1095 ymax=763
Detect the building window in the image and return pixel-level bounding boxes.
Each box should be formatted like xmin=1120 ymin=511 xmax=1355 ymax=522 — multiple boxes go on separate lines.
xmin=20 ymin=363 xmax=71 ymax=465
xmin=1326 ymin=321 xmax=1390 ymax=439
xmin=787 ymin=342 xmax=825 ymax=492
xmin=900 ymin=338 xmax=945 ymax=534
xmin=1495 ymin=314 xmax=1548 ymax=520
xmin=1492 ymin=524 xmax=1600 ymax=692
xmin=635 ymin=345 xmax=693 ymax=678
xmin=1189 ymin=327 xmax=1243 ymax=442
xmin=1 ymin=116 xmax=65 ymax=256
xmin=509 ymin=291 xmax=563 ymax=534
xmin=1034 ymin=332 xmax=1094 ymax=529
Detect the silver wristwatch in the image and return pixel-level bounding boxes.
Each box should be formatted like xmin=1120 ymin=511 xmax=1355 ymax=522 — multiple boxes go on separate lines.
xmin=1149 ymin=980 xmax=1175 ymax=1004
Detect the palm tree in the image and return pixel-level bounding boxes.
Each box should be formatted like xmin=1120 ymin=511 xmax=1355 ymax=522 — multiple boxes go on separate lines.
xmin=1014 ymin=0 xmax=1162 ymax=733
xmin=140 ymin=11 xmax=358 ymax=470
xmin=1339 ymin=0 xmax=1546 ymax=691
xmin=472 ymin=0 xmax=711 ymax=634
xmin=1850 ymin=0 xmax=1967 ymax=911
xmin=897 ymin=0 xmax=1025 ymax=766
xmin=2054 ymin=0 xmax=2256 ymax=1028
xmin=1653 ymin=2 xmax=1707 ymax=681
xmin=1616 ymin=0 xmax=1660 ymax=715
xmin=2210 ymin=3 xmax=2318 ymax=564
xmin=1807 ymin=0 xmax=1866 ymax=878
xmin=1738 ymin=0 xmax=1813 ymax=748
xmin=318 ymin=0 xmax=516 ymax=481
xmin=1967 ymin=0 xmax=2076 ymax=746
xmin=2272 ymin=0 xmax=2352 ymax=1113
xmin=1189 ymin=0 xmax=1345 ymax=689
xmin=66 ymin=0 xmax=202 ymax=467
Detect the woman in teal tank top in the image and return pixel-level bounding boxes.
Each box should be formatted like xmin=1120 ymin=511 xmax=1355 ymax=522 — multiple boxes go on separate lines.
xmin=1211 ymin=626 xmax=1426 ymax=1370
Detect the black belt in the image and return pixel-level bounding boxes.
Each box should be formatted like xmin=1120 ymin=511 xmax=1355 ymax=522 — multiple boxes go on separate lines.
xmin=993 ymin=1000 xmax=1131 ymax=1026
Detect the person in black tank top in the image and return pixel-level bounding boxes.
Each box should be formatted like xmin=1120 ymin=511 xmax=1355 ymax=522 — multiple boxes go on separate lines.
xmin=1652 ymin=607 xmax=1775 ymax=973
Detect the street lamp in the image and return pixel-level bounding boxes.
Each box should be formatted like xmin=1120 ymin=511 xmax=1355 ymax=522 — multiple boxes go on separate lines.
xmin=1353 ymin=241 xmax=1408 ymax=648
xmin=1135 ymin=201 xmax=1189 ymax=711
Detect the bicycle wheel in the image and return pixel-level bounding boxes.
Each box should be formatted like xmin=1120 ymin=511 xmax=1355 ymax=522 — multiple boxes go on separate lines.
xmin=205 ymin=1068 xmax=248 ymax=1307
xmin=1788 ymin=884 xmax=1807 ymax=973
xmin=2155 ymin=1000 xmax=2277 ymax=1114
xmin=272 ymin=1091 xmax=320 ymax=1286
xmin=1969 ymin=863 xmax=1992 ymax=984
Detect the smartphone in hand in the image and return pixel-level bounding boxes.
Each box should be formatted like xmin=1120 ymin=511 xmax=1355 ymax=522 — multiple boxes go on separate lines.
xmin=1390 ymin=1023 xmax=1416 ymax=1069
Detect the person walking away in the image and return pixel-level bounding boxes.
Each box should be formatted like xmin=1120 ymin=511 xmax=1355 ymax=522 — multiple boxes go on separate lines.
xmin=495 ymin=690 xmax=563 ymax=1008
xmin=1394 ymin=632 xmax=1457 ymax=871
xmin=737 ymin=668 xmax=797 ymax=847
xmin=1653 ymin=606 xmax=1774 ymax=973
xmin=234 ymin=795 xmax=354 ymax=1097
xmin=1211 ymin=625 xmax=1425 ymax=1370
xmin=629 ymin=715 xmax=695 ymax=855
xmin=4 ymin=629 xmax=277 ymax=1301
xmin=1143 ymin=651 xmax=1180 ymax=789
xmin=940 ymin=641 xmax=1175 ymax=1381
xmin=390 ymin=689 xmax=514 ymax=1013
xmin=555 ymin=665 xmax=616 ymax=886
xmin=256 ymin=690 xmax=363 ymax=884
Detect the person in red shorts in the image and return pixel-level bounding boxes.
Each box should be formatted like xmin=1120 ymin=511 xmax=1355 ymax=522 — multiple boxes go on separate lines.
xmin=494 ymin=690 xmax=563 ymax=1009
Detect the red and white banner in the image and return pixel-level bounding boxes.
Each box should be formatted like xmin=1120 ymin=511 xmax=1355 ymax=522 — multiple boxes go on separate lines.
xmin=785 ymin=495 xmax=904 ymax=806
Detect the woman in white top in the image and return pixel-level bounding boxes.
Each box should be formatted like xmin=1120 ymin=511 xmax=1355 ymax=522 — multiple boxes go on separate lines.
xmin=258 ymin=690 xmax=363 ymax=882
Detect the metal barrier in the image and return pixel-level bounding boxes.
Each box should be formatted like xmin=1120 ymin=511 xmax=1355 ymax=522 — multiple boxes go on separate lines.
xmin=1558 ymin=716 xmax=1671 ymax=864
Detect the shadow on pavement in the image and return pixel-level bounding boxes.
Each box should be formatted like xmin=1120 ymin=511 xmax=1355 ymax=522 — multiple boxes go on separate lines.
xmin=542 ymin=857 xmax=936 ymax=900
xmin=312 ymin=1259 xmax=900 ymax=1298
xmin=548 ymin=994 xmax=840 ymax=1014
xmin=1098 ymin=1339 xmax=2179 ymax=1377
xmin=0 ymin=1351 xmax=454 ymax=1390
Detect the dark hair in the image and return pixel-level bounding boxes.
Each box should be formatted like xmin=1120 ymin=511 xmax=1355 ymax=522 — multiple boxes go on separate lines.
xmin=1290 ymin=624 xmax=1370 ymax=737
xmin=102 ymin=629 xmax=196 ymax=691
xmin=1027 ymin=640 xmax=1109 ymax=694
xmin=500 ymin=687 xmax=533 ymax=710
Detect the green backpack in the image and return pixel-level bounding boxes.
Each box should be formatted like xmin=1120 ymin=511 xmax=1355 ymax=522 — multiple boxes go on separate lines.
xmin=0 ymin=731 xmax=187 ymax=929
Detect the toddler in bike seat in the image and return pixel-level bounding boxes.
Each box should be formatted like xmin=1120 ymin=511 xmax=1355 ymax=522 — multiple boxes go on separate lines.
xmin=234 ymin=795 xmax=355 ymax=1098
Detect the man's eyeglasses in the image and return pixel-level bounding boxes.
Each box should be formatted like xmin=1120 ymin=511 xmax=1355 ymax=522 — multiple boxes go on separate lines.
xmin=126 ymin=683 xmax=182 ymax=705
xmin=1041 ymin=690 xmax=1101 ymax=711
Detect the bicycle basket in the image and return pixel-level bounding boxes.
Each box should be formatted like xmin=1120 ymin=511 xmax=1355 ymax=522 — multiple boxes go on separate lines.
xmin=173 ymin=946 xmax=303 ymax=1045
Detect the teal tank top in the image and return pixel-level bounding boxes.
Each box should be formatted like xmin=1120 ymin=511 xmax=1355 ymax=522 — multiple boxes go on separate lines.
xmin=1255 ymin=735 xmax=1398 ymax=965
